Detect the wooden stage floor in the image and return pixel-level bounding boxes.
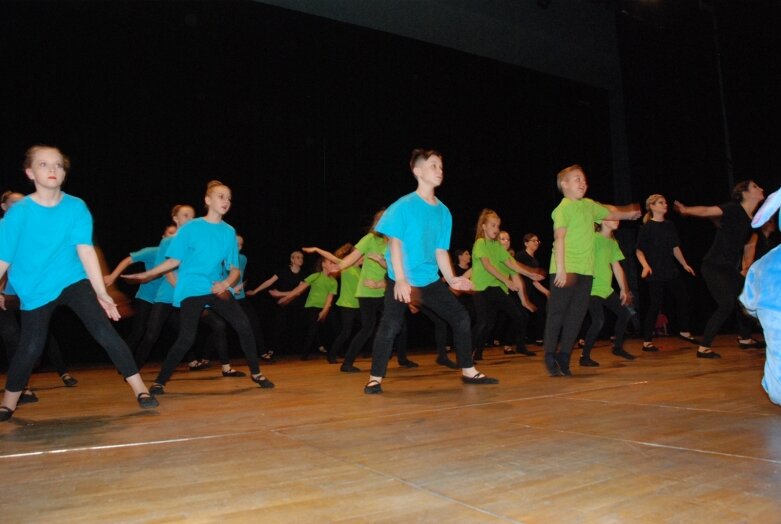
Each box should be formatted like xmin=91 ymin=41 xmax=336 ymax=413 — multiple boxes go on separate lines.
xmin=1 ymin=335 xmax=779 ymax=523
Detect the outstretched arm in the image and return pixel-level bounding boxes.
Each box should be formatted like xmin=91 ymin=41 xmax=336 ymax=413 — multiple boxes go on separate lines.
xmin=246 ymin=274 xmax=278 ymax=296
xmin=604 ymin=203 xmax=642 ymax=221
xmin=104 ymin=256 xmax=134 ymax=287
xmin=437 ymin=248 xmax=473 ymax=292
xmin=505 ymin=257 xmax=545 ymax=281
xmin=673 ymin=201 xmax=723 ymax=218
xmin=278 ymin=281 xmax=310 ymax=305
xmin=77 ymin=244 xmax=121 ymax=320
xmin=122 ymin=258 xmax=180 ymax=283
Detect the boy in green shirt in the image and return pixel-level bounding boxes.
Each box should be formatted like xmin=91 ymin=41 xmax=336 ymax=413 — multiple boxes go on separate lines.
xmin=544 ymin=164 xmax=640 ymax=376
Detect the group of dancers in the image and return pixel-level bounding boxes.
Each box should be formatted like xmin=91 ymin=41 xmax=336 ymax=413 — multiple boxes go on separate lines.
xmin=0 ymin=145 xmax=775 ymax=422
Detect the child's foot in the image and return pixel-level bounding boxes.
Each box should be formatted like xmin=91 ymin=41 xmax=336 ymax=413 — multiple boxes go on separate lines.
xmin=364 ymin=380 xmax=382 ymax=394
xmin=612 ymin=348 xmax=636 ymax=361
xmin=642 ymin=342 xmax=660 ymax=352
xmin=697 ymin=347 xmax=721 ymax=359
xmin=61 ymin=373 xmax=78 ymax=387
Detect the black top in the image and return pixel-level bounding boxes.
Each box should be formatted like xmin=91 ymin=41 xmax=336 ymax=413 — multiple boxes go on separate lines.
xmin=515 ymin=250 xmax=545 ymax=303
xmin=755 ymin=229 xmax=781 ymax=261
xmin=703 ymin=201 xmax=753 ymax=269
xmin=454 ymin=264 xmax=470 ymax=278
xmin=274 ymin=266 xmax=306 ymax=306
xmin=636 ymin=220 xmax=681 ymax=281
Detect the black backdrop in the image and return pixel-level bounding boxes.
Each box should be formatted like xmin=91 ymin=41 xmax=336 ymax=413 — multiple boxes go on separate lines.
xmin=1 ymin=0 xmax=776 ymax=363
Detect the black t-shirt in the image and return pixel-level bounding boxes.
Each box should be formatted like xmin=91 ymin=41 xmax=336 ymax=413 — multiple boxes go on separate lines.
xmin=515 ymin=250 xmax=545 ymax=302
xmin=274 ymin=266 xmax=306 ymax=306
xmin=454 ymin=264 xmax=470 ymax=278
xmin=636 ymin=220 xmax=681 ymax=281
xmin=755 ymin=230 xmax=781 ymax=261
xmin=703 ymin=201 xmax=753 ymax=269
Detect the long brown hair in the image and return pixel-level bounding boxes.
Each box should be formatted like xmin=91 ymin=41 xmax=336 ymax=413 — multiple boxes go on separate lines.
xmin=474 ymin=208 xmax=500 ymax=241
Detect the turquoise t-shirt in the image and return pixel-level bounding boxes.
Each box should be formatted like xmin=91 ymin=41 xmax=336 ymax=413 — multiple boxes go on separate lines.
xmin=549 ymin=197 xmax=610 ymax=276
xmin=354 ymin=233 xmax=387 ymax=299
xmin=130 ymin=246 xmax=161 ymax=302
xmin=166 ymin=218 xmax=239 ymax=307
xmin=471 ymin=237 xmax=515 ymax=294
xmin=375 ymin=192 xmax=452 ymax=287
xmin=230 ymin=253 xmax=248 ymax=300
xmin=591 ymin=233 xmax=625 ymax=299
xmin=304 ymin=272 xmax=338 ymax=309
xmin=336 ymin=266 xmax=360 ymax=308
xmin=153 ymin=237 xmax=176 ymax=304
xmin=0 ymin=194 xmax=91 ymax=310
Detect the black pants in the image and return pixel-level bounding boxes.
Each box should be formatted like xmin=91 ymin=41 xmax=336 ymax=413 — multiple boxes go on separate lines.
xmin=124 ymin=298 xmax=154 ymax=353
xmin=641 ymin=277 xmax=690 ymax=341
xmin=544 ymin=273 xmax=593 ymax=366
xmin=701 ymin=262 xmax=752 ymax=347
xmin=473 ymin=286 xmax=530 ymax=356
xmin=342 ymin=296 xmax=409 ymax=367
xmin=582 ymin=292 xmax=630 ymax=359
xmin=155 ymin=294 xmax=260 ymax=385
xmin=238 ymin=298 xmax=267 ymax=357
xmin=419 ymin=304 xmax=449 ymax=359
xmin=134 ymin=303 xmax=179 ymax=367
xmin=331 ymin=306 xmax=359 ymax=360
xmin=370 ymin=280 xmax=473 ymax=378
xmin=5 ymin=280 xmax=137 ymax=392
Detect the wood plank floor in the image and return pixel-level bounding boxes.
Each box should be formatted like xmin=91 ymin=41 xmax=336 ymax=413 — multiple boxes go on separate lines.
xmin=1 ymin=335 xmax=779 ymax=523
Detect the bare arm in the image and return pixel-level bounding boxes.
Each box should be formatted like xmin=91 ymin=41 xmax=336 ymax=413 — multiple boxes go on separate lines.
xmin=479 ymin=256 xmax=518 ymax=291
xmin=533 ymin=280 xmax=549 ymax=297
xmin=246 ymin=274 xmax=279 ymax=296
xmin=611 ymin=260 xmax=632 ymax=306
xmin=635 ymin=248 xmax=652 ymax=279
xmin=512 ymin=274 xmax=536 ymax=312
xmin=122 ymin=258 xmax=180 ymax=282
xmin=672 ymin=246 xmax=695 ymax=276
xmin=505 ymin=257 xmax=544 ymax=281
xmin=742 ymin=234 xmax=757 ymax=276
xmin=77 ymin=244 xmax=121 ymax=320
xmin=303 ymin=246 xmax=342 ymax=265
xmin=278 ymin=281 xmax=310 ymax=305
xmin=104 ymin=256 xmax=134 ymax=287
xmin=604 ymin=203 xmax=642 ymax=221
xmin=317 ymin=293 xmax=334 ymax=322
xmin=673 ymin=201 xmax=723 ymax=218
xmin=553 ymin=228 xmax=567 ymax=287
xmin=212 ymin=267 xmax=240 ymax=296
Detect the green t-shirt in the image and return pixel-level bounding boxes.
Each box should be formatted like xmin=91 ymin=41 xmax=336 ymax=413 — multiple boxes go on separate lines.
xmin=304 ymin=272 xmax=338 ymax=309
xmin=549 ymin=197 xmax=610 ymax=276
xmin=591 ymin=233 xmax=625 ymax=299
xmin=471 ymin=237 xmax=515 ymax=293
xmin=354 ymin=233 xmax=388 ymax=298
xmin=336 ymin=266 xmax=360 ymax=308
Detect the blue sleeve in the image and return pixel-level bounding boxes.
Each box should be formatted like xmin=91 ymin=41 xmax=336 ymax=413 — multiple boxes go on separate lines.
xmin=70 ymin=199 xmax=93 ymax=246
xmin=166 ymin=223 xmax=191 ymax=262
xmin=375 ymin=199 xmax=405 ymax=240
xmin=435 ymin=207 xmax=452 ymax=251
xmin=131 ymin=246 xmax=158 ymax=266
xmin=0 ymin=214 xmax=21 ymax=265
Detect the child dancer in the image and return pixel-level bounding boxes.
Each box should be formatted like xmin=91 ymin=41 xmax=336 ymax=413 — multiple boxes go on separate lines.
xmin=247 ymin=250 xmax=306 ymax=361
xmin=674 ymin=180 xmax=765 ymax=357
xmin=124 ymin=180 xmax=273 ymax=393
xmin=635 ymin=194 xmax=697 ymax=352
xmin=0 ymin=145 xmax=157 ymax=421
xmin=364 ymin=148 xmax=497 ymax=394
xmin=471 ymin=210 xmax=543 ymax=360
xmin=579 ymin=220 xmax=634 ymax=367
xmin=544 ymin=164 xmax=640 ymax=377
xmin=516 ymin=233 xmax=549 ymax=346
xmin=279 ymin=256 xmax=338 ymax=361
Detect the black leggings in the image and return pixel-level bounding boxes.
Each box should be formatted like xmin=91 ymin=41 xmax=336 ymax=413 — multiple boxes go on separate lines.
xmin=641 ymin=277 xmax=690 ymax=341
xmin=370 ymin=280 xmax=473 ymax=378
xmin=419 ymin=304 xmax=449 ymax=359
xmin=5 ymin=280 xmax=137 ymax=392
xmin=331 ymin=306 xmax=359 ymax=360
xmin=582 ymin=292 xmax=630 ymax=359
xmin=155 ymin=294 xmax=260 ymax=385
xmin=700 ymin=262 xmax=752 ymax=347
xmin=473 ymin=286 xmax=530 ymax=356
xmin=342 ymin=297 xmax=408 ymax=367
xmin=238 ymin=298 xmax=267 ymax=357
xmin=124 ymin=299 xmax=154 ymax=353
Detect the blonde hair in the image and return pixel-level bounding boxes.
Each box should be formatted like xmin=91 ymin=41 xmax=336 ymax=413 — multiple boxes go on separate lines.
xmin=556 ymin=164 xmax=584 ymax=192
xmin=206 ymin=179 xmax=229 ymax=195
xmin=643 ymin=193 xmax=665 ymax=224
xmin=475 ymin=209 xmax=500 ymax=241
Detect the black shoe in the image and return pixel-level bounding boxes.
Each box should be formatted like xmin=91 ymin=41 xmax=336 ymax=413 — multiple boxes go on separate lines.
xmin=137 ymin=392 xmax=159 ymax=409
xmin=516 ymin=347 xmax=536 ymax=356
xmin=18 ymin=391 xmax=38 ymax=405
xmin=251 ymin=375 xmax=275 ymax=388
xmin=738 ymin=339 xmax=766 ymax=350
xmin=222 ymin=369 xmax=246 ymax=377
xmin=188 ymin=361 xmax=210 ymax=371
xmin=61 ymin=373 xmax=78 ymax=387
xmin=0 ymin=406 xmax=15 ymax=422
xmin=340 ymin=364 xmax=361 ymax=373
xmin=697 ymin=350 xmax=721 ymax=359
xmin=461 ymin=373 xmax=499 ymax=384
xmin=260 ymin=352 xmax=274 ymax=363
xmin=398 ymin=359 xmax=419 ymax=368
xmin=149 ymin=384 xmax=165 ymax=395
xmin=612 ymin=348 xmax=636 ymax=361
xmin=436 ymin=357 xmax=459 ymax=369
xmin=545 ymin=354 xmax=564 ymax=377
xmin=642 ymin=344 xmax=660 ymax=352
xmin=554 ymin=353 xmax=573 ymax=376
xmin=579 ymin=357 xmax=600 ymax=367
xmin=677 ymin=333 xmax=700 ymax=345
xmin=364 ymin=380 xmax=382 ymax=394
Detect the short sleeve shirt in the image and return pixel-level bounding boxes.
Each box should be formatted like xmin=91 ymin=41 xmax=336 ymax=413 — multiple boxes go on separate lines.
xmin=354 ymin=233 xmax=388 ymax=298
xmin=130 ymin=246 xmax=162 ymax=302
xmin=549 ymin=197 xmax=610 ymax=276
xmin=704 ymin=201 xmax=753 ymax=269
xmin=304 ymin=272 xmax=338 ymax=309
xmin=471 ymin=237 xmax=515 ymax=293
xmin=591 ymin=233 xmax=625 ymax=298
xmin=0 ymin=194 xmax=91 ymax=310
xmin=636 ymin=220 xmax=681 ymax=281
xmin=336 ymin=266 xmax=360 ymax=308
xmin=375 ymin=192 xmax=452 ymax=287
